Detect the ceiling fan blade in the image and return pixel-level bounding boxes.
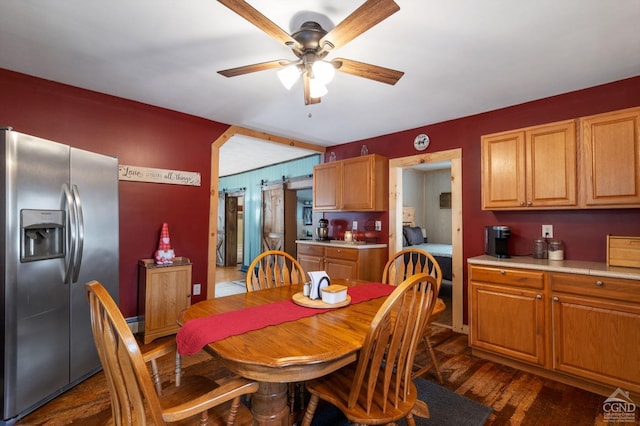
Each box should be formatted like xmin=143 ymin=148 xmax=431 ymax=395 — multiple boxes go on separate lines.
xmin=303 ymin=74 xmax=321 ymax=105
xmin=218 ymin=0 xmax=301 ymax=50
xmin=319 ymin=0 xmax=400 ymax=52
xmin=332 ymin=58 xmax=404 ymax=85
xmin=218 ymin=60 xmax=288 ymax=78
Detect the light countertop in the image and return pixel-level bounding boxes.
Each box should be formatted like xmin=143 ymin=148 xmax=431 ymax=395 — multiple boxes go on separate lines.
xmin=468 ymin=255 xmax=640 ymax=281
xmin=296 ymin=240 xmax=387 ymax=249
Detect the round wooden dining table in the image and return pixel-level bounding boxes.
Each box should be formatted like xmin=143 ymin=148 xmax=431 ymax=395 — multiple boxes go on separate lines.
xmin=178 ymin=279 xmax=389 ymax=425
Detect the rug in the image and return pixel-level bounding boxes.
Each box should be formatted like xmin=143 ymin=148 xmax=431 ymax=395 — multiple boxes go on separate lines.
xmin=311 ymin=378 xmax=492 ymax=426
xmin=214 ymin=280 xmax=246 ymax=297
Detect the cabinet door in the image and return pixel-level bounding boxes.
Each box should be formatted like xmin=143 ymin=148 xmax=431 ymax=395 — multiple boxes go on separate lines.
xmin=145 ymin=265 xmax=191 ymax=343
xmin=580 ymin=107 xmax=640 ymax=206
xmin=525 ymin=120 xmax=577 ymax=207
xmin=342 ymin=156 xmax=376 ymax=210
xmin=325 ymin=257 xmax=358 ymax=280
xmin=313 ymin=162 xmax=341 ymax=210
xmin=470 ymin=282 xmax=546 ymax=365
xmin=298 ymin=254 xmax=323 ymax=274
xmin=481 ymin=131 xmax=526 ymax=209
xmin=552 ymin=294 xmax=640 ymax=392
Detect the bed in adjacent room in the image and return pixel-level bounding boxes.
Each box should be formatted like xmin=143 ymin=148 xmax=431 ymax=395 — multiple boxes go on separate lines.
xmin=408 ymin=242 xmax=452 ymax=281
xmin=401 ymin=207 xmax=453 ymax=281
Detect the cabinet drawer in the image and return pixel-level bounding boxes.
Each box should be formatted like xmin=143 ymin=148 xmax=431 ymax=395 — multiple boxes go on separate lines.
xmin=326 ymin=247 xmax=359 ymax=261
xmin=469 ymin=266 xmax=544 ymax=289
xmin=550 ymin=272 xmax=640 ymax=303
xmin=297 ymin=244 xmax=325 ymax=256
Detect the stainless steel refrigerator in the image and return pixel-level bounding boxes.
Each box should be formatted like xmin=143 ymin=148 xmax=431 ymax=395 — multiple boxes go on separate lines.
xmin=1 ymin=128 xmax=119 ymax=424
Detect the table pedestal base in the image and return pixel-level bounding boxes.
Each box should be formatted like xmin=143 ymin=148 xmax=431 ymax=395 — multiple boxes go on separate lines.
xmin=251 ymin=382 xmax=289 ymax=426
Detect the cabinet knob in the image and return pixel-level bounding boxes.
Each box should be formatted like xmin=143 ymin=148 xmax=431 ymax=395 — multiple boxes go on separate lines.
xmin=553 ymin=296 xmax=559 ymax=302
xmin=519 ymin=201 xmax=525 ymax=206
xmin=499 ymin=270 xmax=506 ymax=275
xmin=536 ymin=294 xmax=542 ymax=299
xmin=596 ymin=280 xmax=604 ymax=287
xmin=527 ymin=201 xmax=532 ymax=206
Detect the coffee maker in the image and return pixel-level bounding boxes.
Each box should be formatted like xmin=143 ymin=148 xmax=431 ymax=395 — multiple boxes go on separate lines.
xmin=485 ymin=225 xmax=511 ymax=258
xmin=315 ymin=218 xmax=329 ymax=241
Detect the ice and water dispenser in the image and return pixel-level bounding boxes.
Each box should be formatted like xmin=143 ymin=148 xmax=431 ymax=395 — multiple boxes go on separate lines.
xmin=20 ymin=209 xmax=65 ymax=262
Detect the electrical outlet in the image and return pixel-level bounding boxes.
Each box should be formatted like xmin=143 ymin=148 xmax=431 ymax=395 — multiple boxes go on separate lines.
xmin=352 ymin=221 xmax=358 ymax=230
xmin=375 ymin=220 xmax=382 ymax=231
xmin=542 ymin=224 xmax=553 ymax=238
xmin=193 ymin=283 xmax=201 ymax=296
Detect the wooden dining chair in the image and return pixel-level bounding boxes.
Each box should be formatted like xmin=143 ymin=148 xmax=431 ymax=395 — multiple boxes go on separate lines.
xmin=86 ymin=280 xmax=259 ymax=425
xmin=246 ymin=249 xmax=306 ymax=292
xmin=382 ymin=248 xmax=446 ymax=383
xmin=301 ymin=273 xmax=440 ymax=426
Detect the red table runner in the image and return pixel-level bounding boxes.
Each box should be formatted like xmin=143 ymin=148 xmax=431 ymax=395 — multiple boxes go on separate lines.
xmin=177 ymin=283 xmax=394 ymax=356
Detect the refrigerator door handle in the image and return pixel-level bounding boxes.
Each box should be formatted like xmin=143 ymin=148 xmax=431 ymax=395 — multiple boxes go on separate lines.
xmin=71 ymin=184 xmax=84 ymax=283
xmin=63 ymin=183 xmax=77 ymax=284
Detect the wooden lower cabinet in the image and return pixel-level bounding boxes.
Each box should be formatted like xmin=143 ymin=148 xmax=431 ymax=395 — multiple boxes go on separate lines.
xmin=469 ymin=266 xmax=546 ymax=366
xmin=297 ymin=243 xmax=386 ymax=282
xmin=470 ymin=282 xmax=546 ymax=366
xmin=297 ymin=244 xmax=324 ymax=273
xmin=139 ymin=257 xmax=192 ymax=344
xmin=550 ymin=272 xmax=640 ymax=393
xmin=469 ymin=263 xmax=640 ymax=397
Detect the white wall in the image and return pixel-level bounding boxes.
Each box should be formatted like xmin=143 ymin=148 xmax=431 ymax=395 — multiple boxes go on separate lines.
xmin=403 ymin=168 xmax=452 ymax=244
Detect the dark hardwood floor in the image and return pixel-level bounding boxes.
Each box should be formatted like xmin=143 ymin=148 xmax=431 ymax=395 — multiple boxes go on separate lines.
xmin=15 ymin=325 xmax=624 ymax=425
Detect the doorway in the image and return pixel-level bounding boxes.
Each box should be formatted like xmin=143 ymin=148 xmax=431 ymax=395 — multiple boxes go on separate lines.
xmin=217 ymin=189 xmax=245 ymax=268
xmin=389 ymin=149 xmax=465 ymax=334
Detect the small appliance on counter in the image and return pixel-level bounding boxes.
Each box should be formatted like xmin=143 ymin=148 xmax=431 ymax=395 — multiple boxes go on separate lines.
xmin=485 ymin=225 xmax=511 ymax=258
xmin=315 ymin=218 xmax=329 ymax=241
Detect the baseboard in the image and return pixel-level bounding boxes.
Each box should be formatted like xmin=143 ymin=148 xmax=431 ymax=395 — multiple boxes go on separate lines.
xmin=126 ymin=316 xmax=142 ymax=334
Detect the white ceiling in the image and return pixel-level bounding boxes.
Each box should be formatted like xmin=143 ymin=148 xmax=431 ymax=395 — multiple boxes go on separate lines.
xmin=1 ymin=1 xmax=639 ymax=174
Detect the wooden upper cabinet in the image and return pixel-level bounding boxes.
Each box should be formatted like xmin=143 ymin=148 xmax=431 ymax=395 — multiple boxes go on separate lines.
xmin=482 ymin=120 xmax=577 ymax=209
xmin=526 ymin=121 xmax=577 ymax=207
xmin=341 ymin=155 xmax=388 ymax=211
xmin=313 ymin=154 xmax=388 ymax=211
xmin=481 ymin=130 xmax=526 ymax=209
xmin=580 ymin=107 xmax=640 ymax=207
xmin=313 ymin=161 xmax=341 ymax=210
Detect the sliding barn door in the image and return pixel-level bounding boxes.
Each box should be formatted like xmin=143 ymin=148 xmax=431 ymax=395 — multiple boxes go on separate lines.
xmin=217 ymin=192 xmax=240 ymax=267
xmin=261 ymin=183 xmax=297 ymax=257
xmin=262 ymin=184 xmax=285 ymax=253
xmin=224 ymin=195 xmax=238 ymax=266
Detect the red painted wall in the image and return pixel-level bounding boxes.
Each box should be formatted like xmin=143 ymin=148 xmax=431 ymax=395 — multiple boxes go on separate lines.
xmin=0 ymin=69 xmax=228 ymax=317
xmin=3 ymin=67 xmax=639 ymax=322
xmin=326 ymin=76 xmax=640 ymax=322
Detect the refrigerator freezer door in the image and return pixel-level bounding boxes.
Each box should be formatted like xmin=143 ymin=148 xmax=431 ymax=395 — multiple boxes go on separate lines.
xmin=68 ymin=147 xmax=118 ymax=383
xmin=5 ymin=132 xmax=70 ymax=419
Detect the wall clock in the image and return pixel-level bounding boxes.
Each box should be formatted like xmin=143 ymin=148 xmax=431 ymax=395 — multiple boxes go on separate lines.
xmin=414 ymin=134 xmax=430 ymax=151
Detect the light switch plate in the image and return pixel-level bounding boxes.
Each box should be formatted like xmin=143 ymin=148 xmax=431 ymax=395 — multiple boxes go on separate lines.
xmin=542 ymin=224 xmax=553 ymax=238
xmin=375 ymin=221 xmax=382 ymax=231
xmin=193 ymin=283 xmax=201 ymax=296
xmin=352 ymin=221 xmax=358 ymax=230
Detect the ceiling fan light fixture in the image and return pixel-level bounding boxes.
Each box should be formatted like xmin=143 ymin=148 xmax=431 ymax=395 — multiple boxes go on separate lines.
xmin=312 ymin=60 xmax=335 ymax=85
xmin=277 ymin=64 xmax=301 ymax=90
xmin=309 ymin=78 xmax=328 ymax=98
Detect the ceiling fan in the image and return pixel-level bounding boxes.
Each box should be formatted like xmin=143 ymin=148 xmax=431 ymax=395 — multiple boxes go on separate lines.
xmin=217 ymin=0 xmax=404 ymax=105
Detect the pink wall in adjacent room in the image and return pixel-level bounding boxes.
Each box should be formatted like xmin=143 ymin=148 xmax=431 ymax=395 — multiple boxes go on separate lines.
xmin=0 ymin=68 xmax=228 ymax=317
